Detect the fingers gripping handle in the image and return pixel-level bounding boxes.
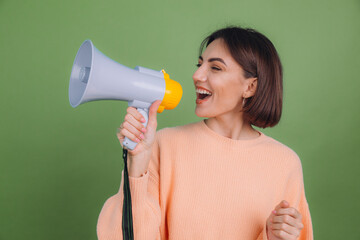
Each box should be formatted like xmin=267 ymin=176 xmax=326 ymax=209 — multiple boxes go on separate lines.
xmin=123 ymin=108 xmax=149 ymax=150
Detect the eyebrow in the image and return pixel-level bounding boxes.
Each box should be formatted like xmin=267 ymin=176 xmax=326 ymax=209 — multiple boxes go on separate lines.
xmin=198 ymin=56 xmax=227 ymax=66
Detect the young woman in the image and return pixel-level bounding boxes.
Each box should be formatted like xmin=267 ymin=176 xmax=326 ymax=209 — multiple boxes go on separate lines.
xmin=97 ymin=26 xmax=313 ymax=240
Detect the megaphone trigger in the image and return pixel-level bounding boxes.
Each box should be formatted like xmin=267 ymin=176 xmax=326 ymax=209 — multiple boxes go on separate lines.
xmin=123 ymin=108 xmax=149 ymax=150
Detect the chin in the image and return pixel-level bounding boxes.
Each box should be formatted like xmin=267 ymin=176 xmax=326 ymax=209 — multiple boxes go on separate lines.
xmin=195 ymin=107 xmax=215 ymax=118
xmin=195 ymin=107 xmax=206 ymax=118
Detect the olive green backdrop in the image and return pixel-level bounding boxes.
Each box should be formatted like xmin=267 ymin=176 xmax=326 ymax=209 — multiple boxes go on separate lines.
xmin=1 ymin=0 xmax=359 ymax=239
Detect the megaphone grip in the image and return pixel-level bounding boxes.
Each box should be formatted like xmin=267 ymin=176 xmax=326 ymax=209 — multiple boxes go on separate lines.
xmin=123 ymin=108 xmax=149 ymax=150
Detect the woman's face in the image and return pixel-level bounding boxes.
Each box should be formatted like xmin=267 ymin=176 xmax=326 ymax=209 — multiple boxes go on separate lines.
xmin=192 ymin=38 xmax=253 ymax=118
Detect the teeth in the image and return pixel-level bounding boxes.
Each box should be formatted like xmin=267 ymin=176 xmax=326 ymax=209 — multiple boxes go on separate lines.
xmin=196 ymin=88 xmax=212 ymax=95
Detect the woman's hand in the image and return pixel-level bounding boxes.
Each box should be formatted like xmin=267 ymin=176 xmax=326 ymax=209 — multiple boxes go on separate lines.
xmin=116 ymin=100 xmax=162 ymax=177
xmin=266 ymin=200 xmax=304 ymax=240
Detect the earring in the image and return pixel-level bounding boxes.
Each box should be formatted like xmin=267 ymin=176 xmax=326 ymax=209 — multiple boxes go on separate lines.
xmin=242 ymin=97 xmax=246 ymax=108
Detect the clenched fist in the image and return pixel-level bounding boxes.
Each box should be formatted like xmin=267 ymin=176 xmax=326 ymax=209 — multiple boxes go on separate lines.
xmin=266 ymin=200 xmax=304 ymax=240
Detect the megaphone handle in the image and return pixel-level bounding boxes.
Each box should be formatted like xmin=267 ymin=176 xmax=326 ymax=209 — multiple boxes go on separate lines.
xmin=123 ymin=108 xmax=149 ymax=150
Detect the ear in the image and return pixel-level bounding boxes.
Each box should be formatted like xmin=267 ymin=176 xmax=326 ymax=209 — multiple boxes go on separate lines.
xmin=244 ymin=77 xmax=257 ymax=98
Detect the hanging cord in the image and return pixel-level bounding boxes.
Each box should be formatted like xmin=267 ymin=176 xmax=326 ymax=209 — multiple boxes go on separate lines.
xmin=122 ymin=148 xmax=134 ymax=240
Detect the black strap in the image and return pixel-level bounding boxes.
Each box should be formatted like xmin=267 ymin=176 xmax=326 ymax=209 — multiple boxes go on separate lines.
xmin=122 ymin=148 xmax=134 ymax=240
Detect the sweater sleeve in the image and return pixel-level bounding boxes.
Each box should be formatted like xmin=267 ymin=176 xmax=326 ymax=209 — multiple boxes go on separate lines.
xmin=284 ymin=155 xmax=314 ymax=240
xmin=255 ymin=221 xmax=268 ymax=240
xmin=96 ymin=137 xmax=162 ymax=240
xmin=297 ymin=184 xmax=313 ymax=240
xmin=257 ymin=154 xmax=314 ymax=240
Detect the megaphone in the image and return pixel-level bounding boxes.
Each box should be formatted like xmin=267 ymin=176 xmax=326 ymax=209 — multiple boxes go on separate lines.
xmin=69 ymin=40 xmax=183 ymax=150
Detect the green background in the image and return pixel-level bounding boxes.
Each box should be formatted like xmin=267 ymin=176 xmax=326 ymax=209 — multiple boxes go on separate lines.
xmin=1 ymin=0 xmax=359 ymax=239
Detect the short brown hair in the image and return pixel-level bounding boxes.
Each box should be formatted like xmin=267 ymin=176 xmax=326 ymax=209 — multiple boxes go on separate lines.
xmin=199 ymin=26 xmax=283 ymax=128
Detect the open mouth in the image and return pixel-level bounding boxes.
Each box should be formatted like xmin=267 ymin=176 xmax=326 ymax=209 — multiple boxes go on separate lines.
xmin=196 ymin=88 xmax=212 ymax=101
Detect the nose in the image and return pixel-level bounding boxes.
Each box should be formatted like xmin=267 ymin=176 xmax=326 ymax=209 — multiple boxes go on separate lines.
xmin=192 ymin=65 xmax=207 ymax=84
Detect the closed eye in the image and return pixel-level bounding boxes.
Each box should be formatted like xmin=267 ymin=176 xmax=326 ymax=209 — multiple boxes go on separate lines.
xmin=196 ymin=63 xmax=221 ymax=71
xmin=211 ymin=67 xmax=221 ymax=71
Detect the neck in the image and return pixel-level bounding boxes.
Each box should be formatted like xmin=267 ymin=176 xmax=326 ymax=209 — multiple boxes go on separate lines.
xmin=205 ymin=112 xmax=260 ymax=140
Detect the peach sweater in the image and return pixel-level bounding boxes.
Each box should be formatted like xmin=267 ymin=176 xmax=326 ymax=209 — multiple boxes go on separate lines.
xmin=97 ymin=120 xmax=313 ymax=240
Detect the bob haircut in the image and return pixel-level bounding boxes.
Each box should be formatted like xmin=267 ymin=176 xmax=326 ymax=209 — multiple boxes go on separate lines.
xmin=199 ymin=26 xmax=283 ymax=128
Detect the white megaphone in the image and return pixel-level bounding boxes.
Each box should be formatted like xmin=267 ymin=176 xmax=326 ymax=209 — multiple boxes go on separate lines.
xmin=69 ymin=40 xmax=183 ymax=150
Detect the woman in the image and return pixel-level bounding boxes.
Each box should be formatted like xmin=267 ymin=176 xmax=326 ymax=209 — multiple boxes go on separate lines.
xmin=97 ymin=26 xmax=313 ymax=240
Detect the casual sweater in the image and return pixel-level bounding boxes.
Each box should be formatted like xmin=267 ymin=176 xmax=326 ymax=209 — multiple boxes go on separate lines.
xmin=97 ymin=120 xmax=313 ymax=240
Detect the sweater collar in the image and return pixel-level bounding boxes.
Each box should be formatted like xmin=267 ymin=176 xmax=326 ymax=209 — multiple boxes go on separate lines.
xmin=197 ymin=119 xmax=267 ymax=148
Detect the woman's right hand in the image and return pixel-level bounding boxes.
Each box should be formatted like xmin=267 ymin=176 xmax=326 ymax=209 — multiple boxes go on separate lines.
xmin=116 ymin=100 xmax=162 ymax=177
